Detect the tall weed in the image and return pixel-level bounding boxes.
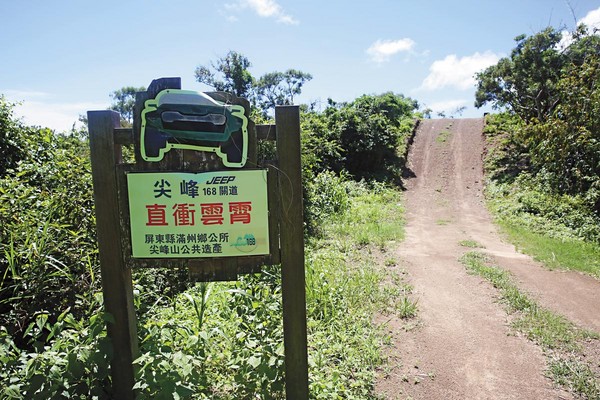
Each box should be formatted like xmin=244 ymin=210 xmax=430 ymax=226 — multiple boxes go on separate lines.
xmin=132 ymin=182 xmax=406 ymax=398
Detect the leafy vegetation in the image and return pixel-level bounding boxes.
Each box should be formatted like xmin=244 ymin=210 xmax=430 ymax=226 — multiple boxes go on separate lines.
xmin=475 ymin=27 xmax=600 ymax=396
xmin=477 ymin=25 xmax=600 ymax=215
xmin=109 ymin=86 xmax=146 ymax=126
xmin=475 ymin=25 xmax=599 ymax=123
xmin=0 ymin=99 xmax=99 ymax=348
xmin=300 ymin=93 xmax=418 ymax=183
xmin=460 ymin=251 xmax=600 ymax=398
xmin=0 ymin=81 xmax=416 ymax=398
xmin=496 ymin=224 xmax=600 ymax=278
xmin=458 ymin=240 xmax=484 ymax=248
xmin=131 ymin=181 xmax=411 ymax=399
xmin=194 ymin=50 xmax=313 ymax=116
xmin=483 ymin=113 xmax=600 ymax=277
xmin=479 ymin=24 xmax=600 ymax=277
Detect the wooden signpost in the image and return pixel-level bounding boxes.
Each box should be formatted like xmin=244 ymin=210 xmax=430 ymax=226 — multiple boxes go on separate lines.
xmin=88 ymin=77 xmax=308 ymax=399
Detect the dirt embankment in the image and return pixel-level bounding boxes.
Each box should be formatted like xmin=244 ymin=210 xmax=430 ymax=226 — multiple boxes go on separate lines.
xmin=376 ymin=118 xmax=600 ymax=399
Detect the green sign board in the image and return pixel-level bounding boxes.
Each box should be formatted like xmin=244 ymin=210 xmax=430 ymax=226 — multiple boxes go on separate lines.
xmin=127 ymin=169 xmax=269 ymax=258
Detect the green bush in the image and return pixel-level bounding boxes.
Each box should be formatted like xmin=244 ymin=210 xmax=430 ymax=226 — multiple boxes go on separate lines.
xmin=478 ymin=26 xmax=600 ymax=213
xmin=334 ymin=93 xmax=417 ymax=181
xmin=300 ymin=107 xmax=343 ymax=177
xmin=134 ymin=267 xmax=285 ymax=399
xmin=0 ymin=297 xmax=113 ymax=399
xmin=132 ymin=183 xmax=405 ymax=399
xmin=0 ymin=90 xmax=413 ymax=398
xmin=304 ymin=171 xmax=350 ymax=234
xmin=299 ymin=94 xmax=417 ymax=182
xmin=0 ymin=123 xmax=99 ymax=347
xmin=484 ymin=113 xmax=600 ymax=244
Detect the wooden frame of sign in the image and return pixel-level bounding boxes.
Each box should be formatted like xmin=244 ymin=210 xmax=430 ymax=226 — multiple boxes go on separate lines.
xmin=88 ymin=77 xmax=308 ymax=399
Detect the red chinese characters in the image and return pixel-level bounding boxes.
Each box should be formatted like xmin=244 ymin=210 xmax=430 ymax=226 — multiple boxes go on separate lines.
xmin=145 ymin=201 xmax=254 ymax=227
xmin=200 ymin=203 xmax=225 ymax=225
xmin=145 ymin=204 xmax=168 ymax=226
xmin=172 ymin=203 xmax=195 ymax=226
xmin=229 ymin=201 xmax=252 ymax=224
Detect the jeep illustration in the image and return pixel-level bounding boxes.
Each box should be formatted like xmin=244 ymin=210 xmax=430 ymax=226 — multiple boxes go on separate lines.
xmin=140 ymin=89 xmax=248 ymax=168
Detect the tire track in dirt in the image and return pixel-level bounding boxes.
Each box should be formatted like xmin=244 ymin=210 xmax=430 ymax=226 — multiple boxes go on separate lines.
xmin=375 ymin=118 xmax=595 ymax=399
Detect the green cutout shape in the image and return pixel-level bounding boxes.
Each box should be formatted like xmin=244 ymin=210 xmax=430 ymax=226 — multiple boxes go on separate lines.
xmin=141 ymin=89 xmax=248 ymax=168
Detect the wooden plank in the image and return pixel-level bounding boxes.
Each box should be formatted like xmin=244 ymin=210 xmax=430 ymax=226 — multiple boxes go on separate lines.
xmin=256 ymin=124 xmax=277 ymax=141
xmin=88 ymin=110 xmax=138 ymax=400
xmin=114 ymin=128 xmax=134 ymax=145
xmin=266 ymin=162 xmax=281 ymax=265
xmin=275 ymin=106 xmax=309 ymax=399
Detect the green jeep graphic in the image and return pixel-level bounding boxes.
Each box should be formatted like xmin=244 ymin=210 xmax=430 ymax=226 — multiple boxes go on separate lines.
xmin=141 ymin=89 xmax=248 ymax=168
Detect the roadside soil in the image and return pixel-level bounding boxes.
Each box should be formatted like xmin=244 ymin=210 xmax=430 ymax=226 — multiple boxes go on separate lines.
xmin=376 ymin=118 xmax=600 ymax=399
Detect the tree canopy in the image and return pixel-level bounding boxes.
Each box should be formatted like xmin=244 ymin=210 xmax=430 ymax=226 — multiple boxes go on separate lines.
xmin=475 ymin=27 xmax=565 ymax=122
xmin=475 ymin=25 xmax=600 ymax=123
xmin=477 ymin=24 xmax=600 ymax=212
xmin=194 ymin=51 xmax=312 ymax=115
xmin=109 ymin=86 xmax=146 ymax=126
xmin=255 ymin=69 xmax=313 ymax=112
xmin=195 ymin=51 xmax=254 ymax=98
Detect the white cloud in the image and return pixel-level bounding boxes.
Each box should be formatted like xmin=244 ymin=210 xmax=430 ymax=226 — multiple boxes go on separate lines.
xmin=4 ymin=89 xmax=50 ymax=99
xmin=420 ymin=51 xmax=500 ymax=91
xmin=559 ymin=6 xmax=600 ymax=49
xmin=428 ymin=99 xmax=468 ymax=114
xmin=228 ymin=0 xmax=298 ymax=25
xmin=4 ymin=90 xmax=107 ymax=132
xmin=367 ymin=38 xmax=416 ymax=63
xmin=580 ymin=6 xmax=600 ymax=30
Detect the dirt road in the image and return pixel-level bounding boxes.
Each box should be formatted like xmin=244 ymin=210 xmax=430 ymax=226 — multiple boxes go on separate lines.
xmin=376 ymin=118 xmax=600 ymax=399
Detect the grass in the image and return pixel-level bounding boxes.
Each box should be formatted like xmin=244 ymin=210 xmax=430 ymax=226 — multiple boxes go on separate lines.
xmin=459 ymin=239 xmax=484 ymax=248
xmin=482 ymin=117 xmax=600 ymax=280
xmin=396 ymin=296 xmax=418 ymax=319
xmin=460 ymin=251 xmax=600 ymax=398
xmin=479 ymin=114 xmax=600 ymax=397
xmin=436 ymin=129 xmax=451 ymax=143
xmin=384 ymin=257 xmax=397 ymax=267
xmin=498 ymin=221 xmax=600 ymax=278
xmin=329 ymin=183 xmax=405 ymax=249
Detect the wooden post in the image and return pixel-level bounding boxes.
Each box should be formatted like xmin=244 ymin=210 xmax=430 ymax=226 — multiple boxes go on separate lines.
xmin=276 ymin=106 xmax=309 ymax=399
xmin=88 ymin=110 xmax=138 ymax=400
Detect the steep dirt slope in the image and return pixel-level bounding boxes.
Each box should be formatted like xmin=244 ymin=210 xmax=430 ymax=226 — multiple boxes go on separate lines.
xmin=375 ymin=118 xmax=600 ymax=399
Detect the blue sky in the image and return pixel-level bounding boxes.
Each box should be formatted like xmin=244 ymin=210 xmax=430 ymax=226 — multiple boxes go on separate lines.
xmin=1 ymin=0 xmax=599 ymax=132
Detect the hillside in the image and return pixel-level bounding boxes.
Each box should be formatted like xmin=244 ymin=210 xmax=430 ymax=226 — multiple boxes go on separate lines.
xmin=377 ymin=118 xmax=600 ymax=399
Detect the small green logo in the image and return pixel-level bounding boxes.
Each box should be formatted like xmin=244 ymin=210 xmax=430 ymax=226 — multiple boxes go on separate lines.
xmin=231 ymin=234 xmax=257 ymax=252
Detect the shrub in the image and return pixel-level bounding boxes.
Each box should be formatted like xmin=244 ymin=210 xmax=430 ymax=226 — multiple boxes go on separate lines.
xmin=0 ymin=297 xmax=113 ymax=399
xmin=335 ymin=93 xmax=417 ymax=181
xmin=304 ymin=171 xmax=350 ymax=234
xmin=484 ymin=113 xmax=600 ymax=244
xmin=0 ymin=126 xmax=99 ymax=348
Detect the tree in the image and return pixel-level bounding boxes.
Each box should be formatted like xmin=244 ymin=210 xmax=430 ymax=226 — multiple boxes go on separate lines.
xmin=194 ymin=51 xmax=254 ymax=98
xmin=335 ymin=93 xmax=419 ymax=180
xmin=475 ymin=25 xmax=600 ymax=123
xmin=255 ymin=69 xmax=313 ymax=112
xmin=475 ymin=27 xmax=565 ymax=122
xmin=194 ymin=51 xmax=312 ymax=114
xmin=477 ymin=24 xmax=600 ymax=211
xmin=109 ymin=86 xmax=146 ymax=126
xmin=524 ymin=43 xmax=600 ymax=202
